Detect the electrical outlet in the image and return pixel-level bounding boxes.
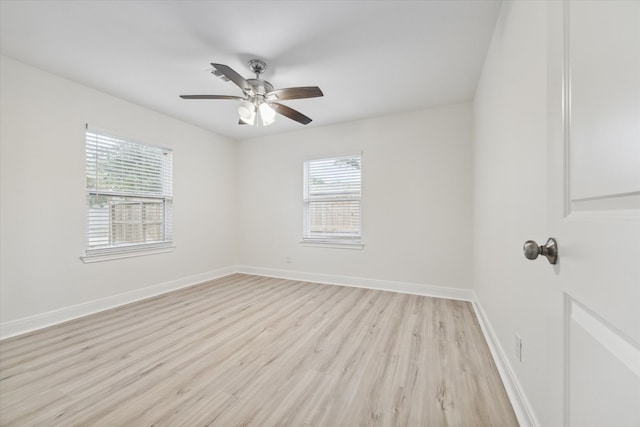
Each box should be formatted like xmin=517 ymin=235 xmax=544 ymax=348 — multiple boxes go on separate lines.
xmin=515 ymin=334 xmax=522 ymax=362
xmin=285 ymin=256 xmax=291 ymax=264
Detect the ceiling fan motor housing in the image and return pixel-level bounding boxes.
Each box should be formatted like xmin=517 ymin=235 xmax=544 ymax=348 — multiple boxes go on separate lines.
xmin=247 ymin=78 xmax=274 ymax=98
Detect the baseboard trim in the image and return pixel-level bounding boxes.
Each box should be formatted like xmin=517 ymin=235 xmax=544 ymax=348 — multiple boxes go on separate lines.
xmin=236 ymin=265 xmax=474 ymax=301
xmin=0 ymin=265 xmax=236 ymax=340
xmin=471 ymin=292 xmax=539 ymax=427
xmin=3 ymin=265 xmax=471 ymax=340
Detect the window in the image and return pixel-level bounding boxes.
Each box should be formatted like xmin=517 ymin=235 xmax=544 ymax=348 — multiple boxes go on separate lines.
xmin=303 ymin=153 xmax=362 ymax=246
xmin=84 ymin=127 xmax=173 ymax=261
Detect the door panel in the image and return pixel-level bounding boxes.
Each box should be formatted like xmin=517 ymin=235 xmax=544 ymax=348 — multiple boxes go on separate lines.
xmin=566 ymin=298 xmax=640 ymax=427
xmin=568 ymin=1 xmax=640 ymax=200
xmin=548 ymin=1 xmax=640 ymax=426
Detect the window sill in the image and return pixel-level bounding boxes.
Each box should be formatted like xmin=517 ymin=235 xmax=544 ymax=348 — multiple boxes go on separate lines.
xmin=81 ymin=246 xmax=175 ymax=263
xmin=300 ymin=240 xmax=364 ymax=250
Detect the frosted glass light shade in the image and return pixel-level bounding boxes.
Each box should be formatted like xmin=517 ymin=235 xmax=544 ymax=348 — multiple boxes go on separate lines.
xmin=238 ymin=101 xmax=256 ymax=125
xmin=259 ymin=103 xmax=276 ymax=126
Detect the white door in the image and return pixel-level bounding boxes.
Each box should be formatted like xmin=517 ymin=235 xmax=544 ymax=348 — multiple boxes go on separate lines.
xmin=547 ymin=1 xmax=640 ymax=426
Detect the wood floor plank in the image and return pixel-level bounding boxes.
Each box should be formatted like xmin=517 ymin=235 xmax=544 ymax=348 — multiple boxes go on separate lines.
xmin=0 ymin=274 xmax=518 ymax=426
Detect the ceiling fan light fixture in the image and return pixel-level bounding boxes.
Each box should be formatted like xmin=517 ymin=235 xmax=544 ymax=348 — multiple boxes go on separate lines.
xmin=181 ymin=59 xmax=322 ymax=127
xmin=259 ymin=102 xmax=276 ymax=126
xmin=238 ymin=100 xmax=256 ymax=125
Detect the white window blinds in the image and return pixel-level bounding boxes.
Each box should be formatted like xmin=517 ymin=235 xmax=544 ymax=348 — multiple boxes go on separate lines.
xmin=85 ymin=128 xmax=173 ymax=259
xmin=303 ymin=154 xmax=362 ymax=243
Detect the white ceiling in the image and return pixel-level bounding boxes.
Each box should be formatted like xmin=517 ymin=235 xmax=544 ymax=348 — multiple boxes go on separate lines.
xmin=0 ymin=0 xmax=502 ymax=141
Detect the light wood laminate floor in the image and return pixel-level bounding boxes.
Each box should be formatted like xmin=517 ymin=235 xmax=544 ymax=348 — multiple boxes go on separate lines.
xmin=0 ymin=274 xmax=518 ymax=426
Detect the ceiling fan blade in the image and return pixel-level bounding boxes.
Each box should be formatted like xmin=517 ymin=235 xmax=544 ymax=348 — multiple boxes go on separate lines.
xmin=211 ymin=63 xmax=254 ymax=95
xmin=180 ymin=95 xmax=244 ymax=100
xmin=270 ymin=102 xmax=313 ymax=125
xmin=266 ymin=86 xmax=323 ymax=101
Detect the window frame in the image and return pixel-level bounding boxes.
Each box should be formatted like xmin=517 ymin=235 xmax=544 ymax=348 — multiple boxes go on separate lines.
xmin=302 ymin=152 xmax=363 ymax=249
xmin=82 ymin=127 xmax=174 ymax=263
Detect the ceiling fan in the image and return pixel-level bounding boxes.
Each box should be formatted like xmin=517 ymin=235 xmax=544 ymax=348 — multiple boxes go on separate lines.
xmin=180 ymin=59 xmax=323 ymax=127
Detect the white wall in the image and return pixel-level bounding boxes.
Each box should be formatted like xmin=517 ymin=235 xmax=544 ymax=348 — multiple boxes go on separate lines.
xmin=237 ymin=103 xmax=473 ymax=291
xmin=0 ymin=56 xmax=238 ymax=330
xmin=473 ymin=2 xmax=562 ymax=426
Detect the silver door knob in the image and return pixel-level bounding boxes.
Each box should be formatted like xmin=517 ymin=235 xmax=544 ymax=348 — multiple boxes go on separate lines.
xmin=523 ymin=237 xmax=558 ymax=264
